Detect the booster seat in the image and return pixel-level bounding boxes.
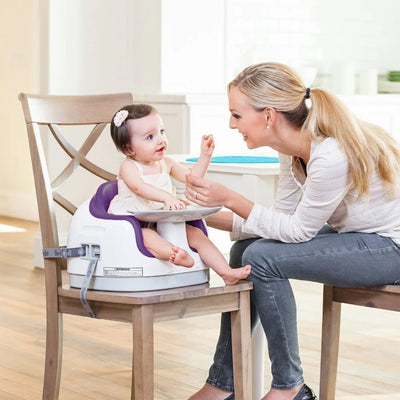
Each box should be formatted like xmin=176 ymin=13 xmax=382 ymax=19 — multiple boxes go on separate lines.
xmin=67 ymin=180 xmax=211 ymax=291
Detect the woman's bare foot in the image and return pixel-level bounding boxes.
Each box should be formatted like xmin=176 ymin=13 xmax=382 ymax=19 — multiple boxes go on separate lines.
xmin=169 ymin=246 xmax=194 ymax=267
xmin=188 ymin=383 xmax=232 ymax=400
xmin=222 ymin=264 xmax=251 ymax=285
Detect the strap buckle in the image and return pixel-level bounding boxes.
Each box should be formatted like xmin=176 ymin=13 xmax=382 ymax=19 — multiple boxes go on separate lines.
xmin=42 ymin=246 xmax=86 ymax=259
xmin=42 ymin=245 xmax=97 ymax=318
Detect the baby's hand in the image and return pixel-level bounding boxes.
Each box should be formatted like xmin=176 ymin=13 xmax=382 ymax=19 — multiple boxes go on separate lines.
xmin=162 ymin=194 xmax=187 ymax=210
xmin=201 ymin=134 xmax=215 ymax=157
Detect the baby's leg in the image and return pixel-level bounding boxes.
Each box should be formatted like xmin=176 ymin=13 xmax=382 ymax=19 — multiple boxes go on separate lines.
xmin=186 ymin=225 xmax=251 ymax=285
xmin=142 ymin=228 xmax=194 ymax=268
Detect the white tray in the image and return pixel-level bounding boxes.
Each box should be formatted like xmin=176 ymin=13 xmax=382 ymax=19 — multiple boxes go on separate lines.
xmin=128 ymin=205 xmax=222 ymax=222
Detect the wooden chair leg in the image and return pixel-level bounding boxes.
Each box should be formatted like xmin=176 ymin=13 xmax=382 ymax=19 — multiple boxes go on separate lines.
xmin=42 ymin=313 xmax=63 ymax=400
xmin=231 ymin=291 xmax=252 ymax=400
xmin=131 ymin=305 xmax=154 ymax=400
xmin=320 ymin=286 xmax=341 ymax=400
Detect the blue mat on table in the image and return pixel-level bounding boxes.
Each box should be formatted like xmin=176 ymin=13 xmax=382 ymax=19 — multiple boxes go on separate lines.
xmin=185 ymin=155 xmax=279 ymax=163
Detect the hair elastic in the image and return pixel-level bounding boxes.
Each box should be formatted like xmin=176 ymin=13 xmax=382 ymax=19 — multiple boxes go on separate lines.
xmin=305 ymin=87 xmax=311 ymax=99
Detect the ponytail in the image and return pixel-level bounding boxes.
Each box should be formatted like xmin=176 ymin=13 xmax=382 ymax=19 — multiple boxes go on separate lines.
xmin=304 ymin=89 xmax=400 ymax=197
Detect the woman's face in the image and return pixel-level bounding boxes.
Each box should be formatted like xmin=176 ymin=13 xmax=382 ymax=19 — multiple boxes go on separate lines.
xmin=228 ymin=86 xmax=269 ymax=149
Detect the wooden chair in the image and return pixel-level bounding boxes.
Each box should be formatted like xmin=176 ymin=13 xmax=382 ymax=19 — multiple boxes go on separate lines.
xmin=319 ymin=284 xmax=400 ymax=399
xmin=19 ymin=92 xmax=253 ymax=400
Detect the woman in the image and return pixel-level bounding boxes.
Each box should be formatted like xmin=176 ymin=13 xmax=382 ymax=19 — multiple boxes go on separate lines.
xmin=185 ymin=62 xmax=400 ymax=400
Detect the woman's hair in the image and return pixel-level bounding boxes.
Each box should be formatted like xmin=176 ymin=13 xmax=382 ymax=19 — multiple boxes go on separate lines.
xmin=229 ymin=62 xmax=400 ymax=197
xmin=110 ymin=103 xmax=157 ymax=155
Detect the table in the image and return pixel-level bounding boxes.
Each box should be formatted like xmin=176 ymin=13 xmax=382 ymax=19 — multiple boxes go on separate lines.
xmin=177 ymin=155 xmax=280 ymax=399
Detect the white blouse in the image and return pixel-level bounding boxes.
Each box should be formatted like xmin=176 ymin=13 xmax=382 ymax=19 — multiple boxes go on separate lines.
xmin=231 ymin=137 xmax=400 ymax=244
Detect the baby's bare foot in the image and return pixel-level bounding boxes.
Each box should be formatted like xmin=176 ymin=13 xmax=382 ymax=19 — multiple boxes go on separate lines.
xmin=169 ymin=246 xmax=194 ymax=268
xmin=222 ymin=264 xmax=251 ymax=285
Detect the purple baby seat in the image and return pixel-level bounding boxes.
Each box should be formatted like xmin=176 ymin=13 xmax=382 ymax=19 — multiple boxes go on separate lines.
xmin=88 ymin=181 xmax=206 ymax=257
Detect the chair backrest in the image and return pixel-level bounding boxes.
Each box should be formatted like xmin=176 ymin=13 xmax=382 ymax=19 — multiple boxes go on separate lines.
xmin=19 ymin=92 xmax=133 ymax=278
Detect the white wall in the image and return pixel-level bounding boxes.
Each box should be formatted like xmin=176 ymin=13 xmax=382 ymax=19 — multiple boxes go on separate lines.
xmin=225 ymin=0 xmax=400 ymax=87
xmin=48 ymin=0 xmax=135 ymax=94
xmin=160 ymin=0 xmax=226 ymax=93
xmin=3 ymin=0 xmax=400 ymax=221
xmin=0 ymin=0 xmax=42 ymax=221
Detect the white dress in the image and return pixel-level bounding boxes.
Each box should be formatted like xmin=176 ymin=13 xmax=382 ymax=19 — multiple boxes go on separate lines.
xmin=108 ymin=159 xmax=175 ymax=215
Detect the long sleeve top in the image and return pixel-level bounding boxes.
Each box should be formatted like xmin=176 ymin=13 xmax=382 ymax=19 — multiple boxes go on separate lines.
xmin=231 ymin=137 xmax=400 ymax=245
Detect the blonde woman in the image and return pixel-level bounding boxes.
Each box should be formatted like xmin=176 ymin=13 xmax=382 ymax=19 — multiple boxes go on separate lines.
xmin=185 ymin=62 xmax=400 ymax=400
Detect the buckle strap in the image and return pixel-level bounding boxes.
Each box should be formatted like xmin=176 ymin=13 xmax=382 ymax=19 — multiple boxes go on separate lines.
xmin=42 ymin=245 xmax=96 ymax=318
xmin=79 ymin=258 xmax=98 ymax=318
xmin=43 ymin=246 xmax=86 ymax=259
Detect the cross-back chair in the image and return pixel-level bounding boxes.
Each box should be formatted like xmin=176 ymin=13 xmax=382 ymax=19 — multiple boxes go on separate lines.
xmin=319 ymin=284 xmax=400 ymax=399
xmin=19 ymin=92 xmax=253 ymax=400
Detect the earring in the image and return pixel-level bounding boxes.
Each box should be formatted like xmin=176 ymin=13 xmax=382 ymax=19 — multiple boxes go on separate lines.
xmin=267 ymin=125 xmax=270 ymax=129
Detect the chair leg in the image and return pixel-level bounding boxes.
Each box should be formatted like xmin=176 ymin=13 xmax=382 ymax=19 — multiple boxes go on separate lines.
xmin=320 ymin=286 xmax=341 ymax=400
xmin=42 ymin=313 xmax=63 ymax=400
xmin=131 ymin=305 xmax=154 ymax=400
xmin=252 ymin=321 xmax=265 ymax=400
xmin=231 ymin=291 xmax=252 ymax=400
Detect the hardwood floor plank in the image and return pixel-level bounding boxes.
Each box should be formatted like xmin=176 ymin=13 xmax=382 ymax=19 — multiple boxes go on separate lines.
xmin=0 ymin=217 xmax=399 ymax=399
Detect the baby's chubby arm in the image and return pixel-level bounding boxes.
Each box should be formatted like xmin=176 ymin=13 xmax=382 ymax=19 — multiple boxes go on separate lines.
xmin=191 ymin=134 xmax=214 ymax=177
xmin=168 ymin=135 xmax=214 ymax=182
xmin=120 ymin=159 xmax=186 ymax=210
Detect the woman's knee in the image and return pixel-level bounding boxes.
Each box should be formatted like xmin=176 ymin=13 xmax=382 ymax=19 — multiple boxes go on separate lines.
xmin=229 ymin=238 xmax=260 ymax=268
xmin=242 ymin=238 xmax=281 ymax=277
xmin=242 ymin=239 xmax=265 ymax=266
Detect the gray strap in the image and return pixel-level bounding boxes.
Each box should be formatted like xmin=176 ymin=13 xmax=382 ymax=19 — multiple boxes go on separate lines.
xmin=43 ymin=246 xmax=86 ymax=258
xmin=42 ymin=245 xmax=97 ymax=318
xmin=79 ymin=258 xmax=98 ymax=318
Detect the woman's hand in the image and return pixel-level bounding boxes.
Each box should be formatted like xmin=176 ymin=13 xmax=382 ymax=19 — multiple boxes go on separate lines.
xmin=185 ymin=173 xmax=255 ymax=220
xmin=185 ymin=174 xmax=228 ymax=207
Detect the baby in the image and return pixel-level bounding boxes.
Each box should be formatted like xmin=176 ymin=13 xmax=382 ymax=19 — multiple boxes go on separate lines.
xmin=108 ymin=104 xmax=251 ymax=285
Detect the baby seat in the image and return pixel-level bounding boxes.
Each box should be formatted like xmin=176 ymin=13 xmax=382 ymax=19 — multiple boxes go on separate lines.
xmin=67 ymin=180 xmax=215 ymax=291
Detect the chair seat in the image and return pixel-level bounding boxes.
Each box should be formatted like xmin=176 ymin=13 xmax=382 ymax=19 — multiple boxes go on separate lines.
xmin=330 ymin=285 xmax=400 ymax=311
xmin=59 ymin=280 xmax=252 ymax=304
xmin=58 ymin=280 xmax=252 ymax=324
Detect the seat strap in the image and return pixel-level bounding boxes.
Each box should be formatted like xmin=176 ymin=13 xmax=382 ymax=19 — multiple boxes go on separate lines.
xmin=43 ymin=246 xmax=97 ymax=318
xmin=78 ymin=258 xmax=97 ymax=318
xmin=43 ymin=246 xmax=86 ymax=258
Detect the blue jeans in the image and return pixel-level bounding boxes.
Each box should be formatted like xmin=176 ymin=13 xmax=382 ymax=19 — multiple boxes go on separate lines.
xmin=206 ymin=227 xmax=400 ymax=392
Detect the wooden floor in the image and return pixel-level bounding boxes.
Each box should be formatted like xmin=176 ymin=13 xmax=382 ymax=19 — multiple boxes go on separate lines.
xmin=0 ymin=216 xmax=399 ymax=400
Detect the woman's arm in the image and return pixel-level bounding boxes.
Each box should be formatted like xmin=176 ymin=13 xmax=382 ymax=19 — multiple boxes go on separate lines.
xmin=205 ymin=210 xmax=234 ymax=231
xmin=239 ymin=140 xmax=351 ymax=242
xmin=185 ymin=174 xmax=254 ymax=219
xmin=272 ymin=153 xmax=302 ymax=214
xmin=187 ymin=140 xmax=351 ymax=242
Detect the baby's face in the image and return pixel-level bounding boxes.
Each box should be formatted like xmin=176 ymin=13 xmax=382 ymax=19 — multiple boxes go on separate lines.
xmin=127 ymin=112 xmax=168 ymax=163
